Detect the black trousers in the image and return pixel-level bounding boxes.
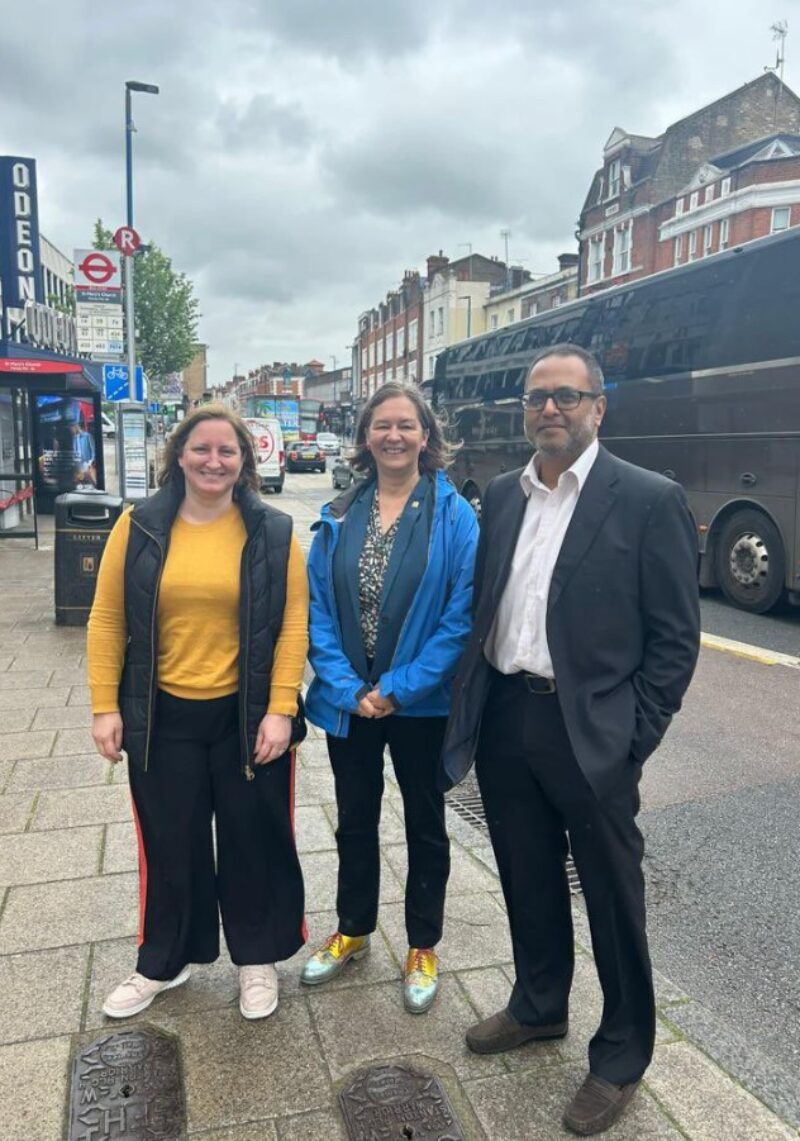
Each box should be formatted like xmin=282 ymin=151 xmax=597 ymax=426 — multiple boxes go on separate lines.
xmin=128 ymin=690 xmax=306 ymax=981
xmin=476 ymin=671 xmax=655 ymax=1085
xmin=326 ymin=714 xmax=450 ymax=948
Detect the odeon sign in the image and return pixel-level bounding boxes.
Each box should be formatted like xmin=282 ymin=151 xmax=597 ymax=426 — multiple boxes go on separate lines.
xmin=0 ymin=156 xmax=42 ymax=312
xmin=24 ymin=300 xmax=78 ymax=356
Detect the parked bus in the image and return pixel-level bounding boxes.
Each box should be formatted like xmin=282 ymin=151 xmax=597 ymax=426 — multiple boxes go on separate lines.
xmin=242 ymin=395 xmax=322 ymax=442
xmin=433 ymin=226 xmax=800 ymax=614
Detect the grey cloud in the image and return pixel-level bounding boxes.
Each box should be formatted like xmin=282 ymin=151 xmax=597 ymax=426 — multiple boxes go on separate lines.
xmin=215 ymin=94 xmax=315 ymax=152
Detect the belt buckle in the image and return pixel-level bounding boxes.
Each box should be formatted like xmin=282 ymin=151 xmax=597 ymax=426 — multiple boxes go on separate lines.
xmin=524 ymin=674 xmax=556 ymax=695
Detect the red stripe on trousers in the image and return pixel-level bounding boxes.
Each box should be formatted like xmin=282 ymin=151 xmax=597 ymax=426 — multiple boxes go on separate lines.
xmin=288 ymin=747 xmax=309 ymax=944
xmin=129 ymin=793 xmax=148 ymax=948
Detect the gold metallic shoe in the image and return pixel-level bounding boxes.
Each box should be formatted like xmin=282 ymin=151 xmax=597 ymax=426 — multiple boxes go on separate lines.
xmin=403 ymin=947 xmax=439 ymax=1013
xmin=300 ymin=931 xmax=370 ymax=986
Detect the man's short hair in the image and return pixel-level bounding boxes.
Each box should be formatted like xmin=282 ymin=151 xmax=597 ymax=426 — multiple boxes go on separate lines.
xmin=527 ymin=344 xmax=605 ymax=394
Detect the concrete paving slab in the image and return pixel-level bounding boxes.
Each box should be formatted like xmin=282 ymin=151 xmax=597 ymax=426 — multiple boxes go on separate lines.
xmin=281 ymin=910 xmax=402 ymax=999
xmin=85 ymin=937 xmax=241 ymax=1030
xmin=31 ymin=783 xmax=131 ymax=829
xmin=294 ymin=804 xmax=337 ymax=852
xmin=0 ymin=669 xmax=52 ymax=690
xmin=191 ymin=1123 xmax=278 ymax=1139
xmin=0 ymin=729 xmax=55 ymax=761
xmin=0 ymin=707 xmax=35 ymax=731
xmin=0 ymin=758 xmax=12 ymax=793
xmin=0 ymin=872 xmax=138 ymax=953
xmin=49 ymin=667 xmax=88 ymax=687
xmin=276 ymin=1108 xmax=345 ymax=1139
xmin=50 ymin=726 xmax=96 ymax=755
xmin=298 ymin=848 xmax=404 ymax=914
xmin=31 ymin=703 xmax=93 ymax=730
xmin=464 ymin=1062 xmax=681 ymax=1139
xmin=0 ymin=1035 xmax=72 ymax=1141
xmin=644 ymin=1041 xmax=797 ymax=1140
xmin=297 ymin=740 xmax=332 ymax=769
xmin=664 ymin=1000 xmax=800 ymax=1129
xmin=380 ymin=891 xmax=513 ymax=973
xmin=0 ymin=946 xmax=88 ymax=1044
xmin=0 ymin=824 xmax=102 ymax=887
xmin=66 ymin=684 xmax=91 ymax=706
xmin=9 ymin=651 xmax=83 ymax=670
xmin=294 ymin=764 xmax=335 ymax=807
xmin=0 ymin=791 xmax=36 ymax=833
xmin=307 ymin=977 xmax=507 ymax=1082
xmin=151 ymin=1003 xmax=332 ymax=1132
xmin=6 ymin=752 xmax=110 ymax=791
xmin=102 ymin=820 xmax=138 ymax=873
xmin=0 ymin=686 xmax=70 ymax=709
xmin=385 ymin=839 xmax=501 ymax=897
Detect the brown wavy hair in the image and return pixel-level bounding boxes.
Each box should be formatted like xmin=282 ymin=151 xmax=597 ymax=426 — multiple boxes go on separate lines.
xmin=158 ymin=404 xmax=259 ymax=492
xmin=351 ymin=383 xmax=456 ymax=476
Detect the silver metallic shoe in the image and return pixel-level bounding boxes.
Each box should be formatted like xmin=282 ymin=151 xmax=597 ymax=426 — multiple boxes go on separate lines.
xmin=403 ymin=948 xmax=439 ymax=1014
xmin=300 ymin=931 xmax=371 ymax=986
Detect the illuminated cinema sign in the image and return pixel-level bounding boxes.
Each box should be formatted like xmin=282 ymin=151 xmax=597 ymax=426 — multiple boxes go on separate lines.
xmin=0 ymin=156 xmax=42 ymax=318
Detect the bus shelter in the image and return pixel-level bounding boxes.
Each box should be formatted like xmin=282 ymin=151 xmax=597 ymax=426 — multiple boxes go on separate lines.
xmin=0 ymin=342 xmax=105 ymax=545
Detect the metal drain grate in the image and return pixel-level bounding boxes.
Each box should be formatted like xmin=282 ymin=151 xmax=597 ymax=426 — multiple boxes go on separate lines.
xmin=447 ymin=789 xmax=583 ymax=895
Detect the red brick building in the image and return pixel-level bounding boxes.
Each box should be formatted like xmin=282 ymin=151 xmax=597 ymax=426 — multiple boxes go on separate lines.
xmin=356 ymin=269 xmax=424 ymax=401
xmin=578 ymin=73 xmax=800 ymax=294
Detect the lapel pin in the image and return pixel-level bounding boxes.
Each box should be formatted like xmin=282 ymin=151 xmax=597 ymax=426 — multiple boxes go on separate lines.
xmin=411 ymin=500 xmax=419 ymax=508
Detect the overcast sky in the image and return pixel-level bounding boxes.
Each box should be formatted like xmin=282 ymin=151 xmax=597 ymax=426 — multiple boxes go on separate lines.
xmin=1 ymin=0 xmax=795 ymax=384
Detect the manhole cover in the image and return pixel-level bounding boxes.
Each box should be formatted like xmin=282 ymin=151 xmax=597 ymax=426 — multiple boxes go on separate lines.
xmin=339 ymin=1063 xmax=465 ymax=1140
xmin=67 ymin=1027 xmax=184 ymax=1140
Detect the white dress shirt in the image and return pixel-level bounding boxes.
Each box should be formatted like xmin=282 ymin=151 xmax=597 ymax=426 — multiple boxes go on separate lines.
xmin=485 ymin=439 xmax=599 ymax=678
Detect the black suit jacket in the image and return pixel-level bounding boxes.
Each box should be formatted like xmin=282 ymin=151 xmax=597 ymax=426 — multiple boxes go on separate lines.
xmin=440 ymin=445 xmax=701 ymax=798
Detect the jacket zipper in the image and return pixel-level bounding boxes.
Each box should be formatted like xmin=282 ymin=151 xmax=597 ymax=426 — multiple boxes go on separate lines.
xmin=240 ymin=536 xmax=255 ymax=779
xmin=131 ymin=517 xmax=165 ymax=772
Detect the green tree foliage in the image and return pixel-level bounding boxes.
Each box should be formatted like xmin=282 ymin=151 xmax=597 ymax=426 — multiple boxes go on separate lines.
xmin=93 ymin=220 xmax=199 ymax=394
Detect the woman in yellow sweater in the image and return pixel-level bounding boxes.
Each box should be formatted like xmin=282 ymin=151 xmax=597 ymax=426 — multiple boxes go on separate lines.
xmin=87 ymin=405 xmax=309 ymax=1022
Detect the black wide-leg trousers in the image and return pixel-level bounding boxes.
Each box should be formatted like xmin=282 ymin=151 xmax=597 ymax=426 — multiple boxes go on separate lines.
xmin=326 ymin=714 xmax=450 ymax=949
xmin=128 ymin=690 xmax=306 ymax=981
xmin=476 ymin=671 xmax=655 ymax=1085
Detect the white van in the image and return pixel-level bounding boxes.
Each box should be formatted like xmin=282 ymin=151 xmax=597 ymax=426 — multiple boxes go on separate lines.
xmin=243 ymin=417 xmax=285 ymax=493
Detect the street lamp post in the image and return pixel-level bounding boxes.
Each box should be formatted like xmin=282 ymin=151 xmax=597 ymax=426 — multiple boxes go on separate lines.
xmin=124 ymin=80 xmax=159 ymax=400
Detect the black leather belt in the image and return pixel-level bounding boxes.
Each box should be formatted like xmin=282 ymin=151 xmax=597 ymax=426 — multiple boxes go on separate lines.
xmin=491 ymin=667 xmax=557 ymax=695
xmin=522 ymin=673 xmax=557 ymax=694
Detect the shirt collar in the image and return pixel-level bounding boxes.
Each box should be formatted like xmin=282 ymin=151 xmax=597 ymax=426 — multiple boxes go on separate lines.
xmin=520 ymin=438 xmax=600 ymax=497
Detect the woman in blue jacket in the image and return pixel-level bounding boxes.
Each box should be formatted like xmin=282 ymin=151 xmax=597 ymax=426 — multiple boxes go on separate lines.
xmin=302 ymin=382 xmax=478 ymax=1012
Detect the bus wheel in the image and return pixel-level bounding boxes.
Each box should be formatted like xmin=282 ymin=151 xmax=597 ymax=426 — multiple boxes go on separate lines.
xmin=715 ymin=509 xmax=785 ymax=613
xmin=463 ymin=484 xmax=482 ymax=522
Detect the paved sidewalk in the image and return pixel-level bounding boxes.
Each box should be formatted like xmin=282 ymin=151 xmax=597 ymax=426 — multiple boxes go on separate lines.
xmin=0 ymin=530 xmax=797 ymax=1139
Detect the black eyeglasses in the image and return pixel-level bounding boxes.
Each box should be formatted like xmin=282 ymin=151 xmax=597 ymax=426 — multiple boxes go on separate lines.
xmin=520 ymin=387 xmax=602 ymax=412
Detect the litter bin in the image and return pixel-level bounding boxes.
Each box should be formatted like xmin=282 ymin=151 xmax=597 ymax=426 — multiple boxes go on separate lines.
xmin=54 ymin=489 xmax=123 ymax=626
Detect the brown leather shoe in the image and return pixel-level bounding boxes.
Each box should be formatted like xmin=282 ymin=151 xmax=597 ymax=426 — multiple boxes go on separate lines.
xmin=466 ymin=1008 xmax=568 ymax=1054
xmin=563 ymin=1073 xmax=641 ymax=1135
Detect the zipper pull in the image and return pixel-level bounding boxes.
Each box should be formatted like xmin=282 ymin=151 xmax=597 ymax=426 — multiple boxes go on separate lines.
xmin=245 ymin=765 xmax=255 ymax=781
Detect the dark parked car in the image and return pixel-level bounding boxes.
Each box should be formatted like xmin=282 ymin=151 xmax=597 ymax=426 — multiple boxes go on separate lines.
xmin=286 ymin=441 xmax=325 ymax=473
xmin=330 ymin=457 xmax=366 ymax=490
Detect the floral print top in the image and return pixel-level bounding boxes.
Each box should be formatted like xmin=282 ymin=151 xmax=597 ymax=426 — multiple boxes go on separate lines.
xmin=358 ymin=492 xmax=400 ymax=658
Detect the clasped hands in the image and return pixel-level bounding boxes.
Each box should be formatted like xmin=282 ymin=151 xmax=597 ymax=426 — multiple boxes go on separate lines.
xmin=356 ymin=687 xmax=395 ymax=719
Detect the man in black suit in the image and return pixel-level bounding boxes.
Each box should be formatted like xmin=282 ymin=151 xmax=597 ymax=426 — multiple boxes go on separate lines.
xmin=441 ymin=344 xmax=700 ymax=1136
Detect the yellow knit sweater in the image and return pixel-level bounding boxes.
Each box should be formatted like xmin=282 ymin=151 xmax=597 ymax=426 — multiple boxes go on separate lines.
xmin=87 ymin=505 xmax=309 ymax=716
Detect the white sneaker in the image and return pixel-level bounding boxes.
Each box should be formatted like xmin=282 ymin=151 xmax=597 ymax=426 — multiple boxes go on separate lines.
xmin=102 ymin=965 xmax=191 ymax=1019
xmin=239 ymin=964 xmax=279 ymax=1020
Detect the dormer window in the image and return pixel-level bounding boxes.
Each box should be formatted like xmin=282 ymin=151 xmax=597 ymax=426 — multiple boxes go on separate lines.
xmin=689 ymin=191 xmax=699 ymax=211
xmin=720 ymin=177 xmax=731 ymax=197
xmin=607 ymin=159 xmax=621 ymax=199
xmin=676 ymin=198 xmax=685 ymax=216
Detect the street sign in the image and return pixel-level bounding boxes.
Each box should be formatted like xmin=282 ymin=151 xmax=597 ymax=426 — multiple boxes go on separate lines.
xmin=103 ymin=363 xmax=144 ymax=402
xmin=114 ymin=226 xmax=141 ymax=256
xmin=74 ymin=250 xmax=121 ymax=290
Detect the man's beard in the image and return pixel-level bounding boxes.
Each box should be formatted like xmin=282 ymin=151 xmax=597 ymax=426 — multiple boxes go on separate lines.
xmin=527 ymin=417 xmax=596 ymax=458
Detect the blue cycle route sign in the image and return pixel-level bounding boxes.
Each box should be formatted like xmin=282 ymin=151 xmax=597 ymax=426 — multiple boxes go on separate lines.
xmin=103 ymin=363 xmax=144 ymax=402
